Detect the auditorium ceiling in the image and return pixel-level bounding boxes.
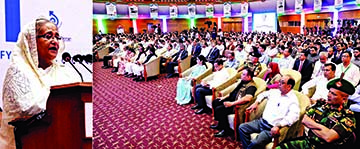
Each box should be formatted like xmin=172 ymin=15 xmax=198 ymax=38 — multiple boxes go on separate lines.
xmin=93 ymin=0 xmax=263 ymax=4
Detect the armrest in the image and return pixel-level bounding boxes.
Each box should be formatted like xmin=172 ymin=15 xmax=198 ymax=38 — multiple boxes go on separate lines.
xmin=219 ymin=81 xmax=239 ymax=97
xmin=178 ymin=56 xmax=192 ymax=74
xmin=202 ymin=74 xmax=215 ymax=82
xmin=212 ymin=76 xmax=237 ymax=93
xmin=193 ymin=68 xmax=213 ymax=84
xmin=144 ymin=57 xmax=161 ymax=79
xmin=181 ymin=66 xmax=194 ymax=78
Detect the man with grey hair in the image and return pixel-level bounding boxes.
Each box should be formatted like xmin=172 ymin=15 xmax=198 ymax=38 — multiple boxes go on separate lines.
xmin=311 ymin=51 xmax=330 ymax=79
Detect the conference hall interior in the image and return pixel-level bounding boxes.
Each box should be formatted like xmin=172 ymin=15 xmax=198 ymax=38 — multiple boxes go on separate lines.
xmin=92 ymin=0 xmax=360 ymax=148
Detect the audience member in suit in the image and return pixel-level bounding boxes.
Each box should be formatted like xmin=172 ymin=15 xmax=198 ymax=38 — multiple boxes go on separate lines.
xmin=307 ymin=46 xmax=319 ymax=64
xmin=206 ymin=41 xmax=220 ymax=66
xmin=211 ymin=68 xmax=257 ymax=137
xmin=191 ymin=59 xmax=230 ymax=114
xmin=292 ymin=51 xmax=314 ymax=91
xmin=165 ymin=44 xmax=189 ymax=78
xmin=331 ymin=43 xmax=344 ymax=64
xmin=190 ymin=39 xmax=202 ymax=67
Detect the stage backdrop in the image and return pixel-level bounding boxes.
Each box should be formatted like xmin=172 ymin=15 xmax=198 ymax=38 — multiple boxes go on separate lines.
xmin=0 ymin=0 xmax=93 ymax=108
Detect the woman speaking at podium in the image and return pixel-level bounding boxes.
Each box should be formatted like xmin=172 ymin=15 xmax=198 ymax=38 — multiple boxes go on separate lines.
xmin=0 ymin=17 xmax=80 ymax=148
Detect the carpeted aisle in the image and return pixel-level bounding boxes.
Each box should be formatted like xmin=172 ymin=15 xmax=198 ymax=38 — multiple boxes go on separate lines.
xmin=93 ymin=62 xmax=242 ymax=148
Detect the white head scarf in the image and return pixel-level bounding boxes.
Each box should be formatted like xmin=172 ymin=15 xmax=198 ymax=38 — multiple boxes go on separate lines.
xmin=11 ymin=16 xmax=65 ymax=87
xmin=0 ymin=17 xmax=65 ymax=149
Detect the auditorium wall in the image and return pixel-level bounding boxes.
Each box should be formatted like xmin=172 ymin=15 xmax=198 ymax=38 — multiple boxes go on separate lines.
xmin=278 ymin=15 xmax=301 ymax=34
xmin=305 ymin=12 xmax=333 ymax=28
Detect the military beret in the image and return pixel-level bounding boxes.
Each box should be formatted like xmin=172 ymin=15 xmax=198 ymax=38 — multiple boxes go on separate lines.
xmin=249 ymin=51 xmax=262 ymax=58
xmin=327 ymin=78 xmax=355 ymax=95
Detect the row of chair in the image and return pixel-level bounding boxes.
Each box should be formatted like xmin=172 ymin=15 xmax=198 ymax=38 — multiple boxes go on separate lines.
xmin=97 ymin=44 xmax=193 ymax=81
xmin=180 ymin=62 xmax=308 ymax=148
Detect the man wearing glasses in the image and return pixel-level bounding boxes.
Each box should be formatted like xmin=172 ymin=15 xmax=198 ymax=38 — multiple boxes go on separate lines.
xmin=335 ymin=51 xmax=360 ymax=86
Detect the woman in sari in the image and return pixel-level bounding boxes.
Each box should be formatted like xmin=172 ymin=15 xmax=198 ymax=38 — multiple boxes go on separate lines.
xmin=0 ymin=17 xmax=80 ymax=148
xmin=175 ymin=55 xmax=208 ymax=105
xmin=263 ymin=62 xmax=282 ymax=89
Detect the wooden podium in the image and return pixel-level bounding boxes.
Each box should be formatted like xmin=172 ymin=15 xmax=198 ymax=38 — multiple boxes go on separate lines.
xmin=19 ymin=82 xmax=92 ymax=149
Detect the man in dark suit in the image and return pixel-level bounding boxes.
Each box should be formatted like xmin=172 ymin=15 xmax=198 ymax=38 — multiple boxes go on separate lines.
xmin=331 ymin=43 xmax=344 ymax=64
xmin=165 ymin=44 xmax=188 ymax=78
xmin=292 ymin=51 xmax=314 ymax=91
xmin=206 ymin=41 xmax=220 ymax=66
xmin=190 ymin=39 xmax=202 ymax=67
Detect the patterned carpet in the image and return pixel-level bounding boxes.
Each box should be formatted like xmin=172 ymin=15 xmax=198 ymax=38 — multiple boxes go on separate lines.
xmin=93 ymin=62 xmax=242 ymax=149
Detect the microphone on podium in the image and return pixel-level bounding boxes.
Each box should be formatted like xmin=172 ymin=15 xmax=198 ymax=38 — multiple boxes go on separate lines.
xmin=72 ymin=54 xmax=93 ymax=74
xmin=61 ymin=52 xmax=84 ymax=82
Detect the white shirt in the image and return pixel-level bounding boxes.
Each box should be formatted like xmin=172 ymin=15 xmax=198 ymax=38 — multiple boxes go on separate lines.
xmin=208 ymin=68 xmax=230 ymax=88
xmin=266 ymin=47 xmax=278 ymax=57
xmin=277 ymin=56 xmax=295 ymax=70
xmin=200 ymin=46 xmax=211 ymax=57
xmin=311 ymin=60 xmax=330 ymax=79
xmin=186 ymin=44 xmax=193 ymax=55
xmin=216 ymin=44 xmax=225 ymax=55
xmin=256 ymin=89 xmax=300 ymax=127
xmin=235 ymin=50 xmax=248 ymax=61
xmin=301 ymin=76 xmax=331 ymax=101
xmin=335 ymin=63 xmax=360 ymax=86
xmin=349 ymin=85 xmax=360 ymax=112
xmin=163 ymin=49 xmax=177 ymax=58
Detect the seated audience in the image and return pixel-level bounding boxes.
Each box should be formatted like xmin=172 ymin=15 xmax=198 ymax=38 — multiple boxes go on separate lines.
xmin=276 ymin=46 xmax=295 ymax=70
xmin=351 ymin=47 xmax=360 ymax=68
xmin=116 ymin=47 xmax=135 ymax=75
xmin=277 ymin=78 xmax=356 ymax=149
xmin=237 ymin=49 xmax=262 ymax=77
xmin=124 ymin=44 xmax=148 ymax=78
xmin=191 ymin=59 xmax=229 ymax=114
xmin=224 ymin=52 xmax=240 ymax=70
xmin=335 ymin=51 xmax=360 ymax=86
xmin=165 ymin=44 xmax=189 ymax=78
xmin=132 ymin=47 xmax=158 ymax=82
xmin=292 ymin=51 xmax=314 ymax=91
xmin=175 ymin=55 xmax=208 ymax=105
xmin=206 ymin=40 xmax=221 ymax=66
xmin=263 ymin=62 xmax=282 ymax=90
xmin=238 ymin=75 xmax=300 ymax=149
xmin=311 ymin=52 xmax=329 ymax=79
xmin=302 ymin=63 xmax=336 ymax=105
xmin=102 ymin=43 xmax=121 ymax=69
xmin=211 ymin=68 xmax=257 ymax=137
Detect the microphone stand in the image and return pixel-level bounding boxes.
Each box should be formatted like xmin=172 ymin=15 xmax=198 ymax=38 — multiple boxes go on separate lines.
xmin=67 ymin=60 xmax=84 ymax=82
xmin=79 ymin=62 xmax=92 ymax=74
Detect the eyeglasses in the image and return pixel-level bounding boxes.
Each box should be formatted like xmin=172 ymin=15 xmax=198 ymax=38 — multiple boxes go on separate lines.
xmin=36 ymin=32 xmax=61 ymax=40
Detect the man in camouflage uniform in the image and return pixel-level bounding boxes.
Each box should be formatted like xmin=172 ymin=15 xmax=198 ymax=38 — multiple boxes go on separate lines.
xmin=237 ymin=49 xmax=262 ymax=77
xmin=276 ymin=78 xmax=356 ymax=149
